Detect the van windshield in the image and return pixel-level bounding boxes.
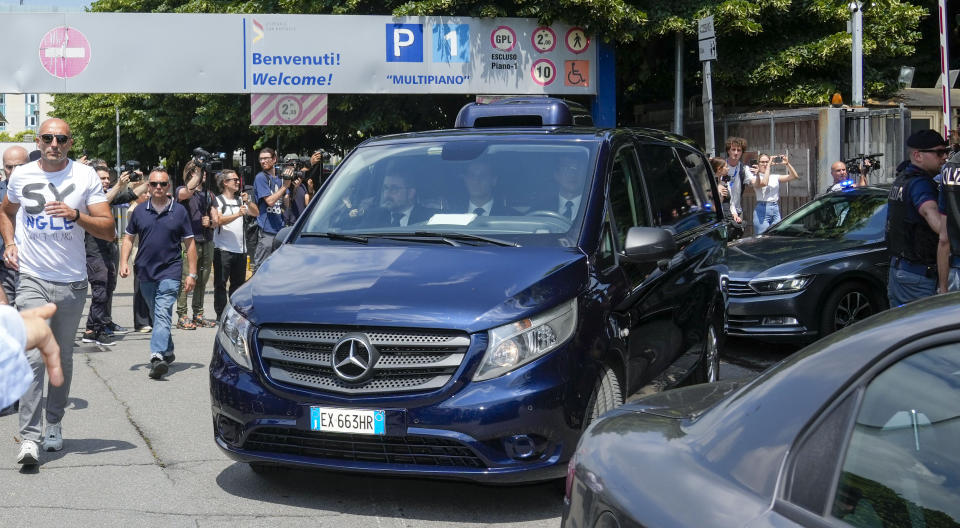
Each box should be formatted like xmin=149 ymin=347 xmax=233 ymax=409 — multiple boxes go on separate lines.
xmin=301 ymin=139 xmax=599 ymax=247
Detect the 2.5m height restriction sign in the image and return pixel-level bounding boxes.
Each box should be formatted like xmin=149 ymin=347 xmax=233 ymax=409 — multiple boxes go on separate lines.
xmin=251 ymin=94 xmax=328 ymax=126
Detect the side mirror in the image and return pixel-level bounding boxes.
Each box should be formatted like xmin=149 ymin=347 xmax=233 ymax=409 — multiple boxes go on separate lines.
xmin=621 ymin=226 xmax=677 ymax=263
xmin=272 ymin=226 xmax=293 ymax=251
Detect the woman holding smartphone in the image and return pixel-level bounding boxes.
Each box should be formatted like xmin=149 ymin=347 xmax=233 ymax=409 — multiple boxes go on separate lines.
xmin=750 ymin=153 xmax=800 ymax=234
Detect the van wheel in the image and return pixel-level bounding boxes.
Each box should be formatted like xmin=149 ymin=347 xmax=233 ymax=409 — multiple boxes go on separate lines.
xmin=694 ymin=323 xmax=720 ymax=384
xmin=584 ymin=366 xmax=623 ymax=426
xmin=819 ymin=282 xmax=882 ymax=337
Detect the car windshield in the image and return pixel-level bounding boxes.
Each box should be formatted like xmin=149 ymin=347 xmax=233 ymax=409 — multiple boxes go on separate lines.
xmin=301 ymin=139 xmax=598 ymax=247
xmin=765 ymin=192 xmax=888 ymax=241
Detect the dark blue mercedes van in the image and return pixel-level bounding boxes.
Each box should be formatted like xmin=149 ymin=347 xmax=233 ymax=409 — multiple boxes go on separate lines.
xmin=210 ymin=98 xmax=727 ymax=482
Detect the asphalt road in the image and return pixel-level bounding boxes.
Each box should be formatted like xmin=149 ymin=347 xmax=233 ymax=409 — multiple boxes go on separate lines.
xmin=0 ymin=273 xmax=786 ymax=526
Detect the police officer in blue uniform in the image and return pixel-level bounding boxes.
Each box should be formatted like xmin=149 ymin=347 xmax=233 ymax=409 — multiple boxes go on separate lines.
xmin=885 ymin=130 xmax=949 ymax=306
xmin=937 ymin=138 xmax=960 ymax=293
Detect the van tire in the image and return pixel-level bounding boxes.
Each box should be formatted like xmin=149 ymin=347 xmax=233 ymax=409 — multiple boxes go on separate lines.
xmin=693 ymin=323 xmax=721 ymax=384
xmin=585 ymin=366 xmax=623 ymax=427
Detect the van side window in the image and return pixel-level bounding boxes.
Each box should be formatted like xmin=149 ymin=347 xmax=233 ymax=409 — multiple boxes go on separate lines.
xmin=637 ymin=145 xmax=710 ymax=232
xmin=678 ymin=149 xmax=719 ymax=215
xmin=830 ymin=343 xmax=960 ymax=528
xmin=608 ymin=145 xmax=648 ymax=249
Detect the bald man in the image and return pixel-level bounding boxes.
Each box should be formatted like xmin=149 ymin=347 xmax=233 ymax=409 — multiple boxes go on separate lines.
xmin=826 ymin=160 xmax=869 ymax=193
xmin=0 ymin=118 xmax=115 ymax=466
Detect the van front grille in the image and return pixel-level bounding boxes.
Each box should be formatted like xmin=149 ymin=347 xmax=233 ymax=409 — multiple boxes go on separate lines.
xmin=258 ymin=326 xmax=471 ymax=395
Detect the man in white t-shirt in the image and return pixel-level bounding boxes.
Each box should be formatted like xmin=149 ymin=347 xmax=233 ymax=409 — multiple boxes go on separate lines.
xmin=0 ymin=118 xmax=116 ymax=467
xmin=210 ymin=170 xmax=258 ymax=320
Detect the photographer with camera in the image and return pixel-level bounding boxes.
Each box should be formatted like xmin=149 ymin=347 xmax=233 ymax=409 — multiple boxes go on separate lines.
xmin=282 ymin=157 xmax=311 ymax=226
xmin=748 ymin=153 xmax=800 ymax=234
xmin=174 ymin=158 xmax=217 ymax=330
xmin=210 ymin=170 xmax=258 ymax=320
xmin=81 ymin=163 xmax=149 ymax=345
xmin=252 ymin=147 xmax=291 ymax=272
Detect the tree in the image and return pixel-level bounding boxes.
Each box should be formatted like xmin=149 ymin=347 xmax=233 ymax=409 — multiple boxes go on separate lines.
xmin=54 ymin=0 xmax=933 ymax=168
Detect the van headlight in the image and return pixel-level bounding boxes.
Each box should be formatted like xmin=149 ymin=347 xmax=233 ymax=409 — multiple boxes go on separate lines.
xmin=749 ymin=275 xmax=814 ymax=294
xmin=473 ymin=299 xmax=578 ymax=381
xmin=217 ymin=304 xmax=253 ymax=370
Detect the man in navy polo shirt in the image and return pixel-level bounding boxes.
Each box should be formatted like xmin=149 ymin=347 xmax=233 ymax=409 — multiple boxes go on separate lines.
xmin=118 ymin=168 xmax=198 ymax=380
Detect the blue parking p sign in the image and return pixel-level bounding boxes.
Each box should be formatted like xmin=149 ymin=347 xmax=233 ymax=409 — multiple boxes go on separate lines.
xmin=432 ymin=24 xmax=470 ymax=63
xmin=386 ymin=24 xmax=423 ymax=62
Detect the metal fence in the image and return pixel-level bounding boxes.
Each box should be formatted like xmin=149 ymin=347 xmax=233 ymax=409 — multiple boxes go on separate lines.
xmin=841 ymin=107 xmax=910 ymax=185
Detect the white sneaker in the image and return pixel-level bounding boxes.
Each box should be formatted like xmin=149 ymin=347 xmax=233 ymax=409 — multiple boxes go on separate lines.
xmin=42 ymin=422 xmax=63 ymax=452
xmin=17 ymin=440 xmax=39 ymax=465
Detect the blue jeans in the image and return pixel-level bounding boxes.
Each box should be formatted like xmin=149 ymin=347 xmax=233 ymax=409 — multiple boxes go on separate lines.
xmin=948 ymin=267 xmax=960 ymax=292
xmin=140 ymin=279 xmax=179 ymax=359
xmin=887 ymin=266 xmax=936 ymax=307
xmin=753 ymin=201 xmax=780 ymax=234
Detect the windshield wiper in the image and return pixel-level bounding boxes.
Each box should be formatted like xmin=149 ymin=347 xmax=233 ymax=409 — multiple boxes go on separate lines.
xmin=367 ymin=231 xmax=519 ymax=247
xmin=413 ymin=231 xmax=520 ymax=247
xmin=300 ymin=232 xmax=369 ymax=244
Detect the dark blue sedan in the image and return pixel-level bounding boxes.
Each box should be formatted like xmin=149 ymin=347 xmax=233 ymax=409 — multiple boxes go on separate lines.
xmin=563 ymin=292 xmax=960 ymax=528
xmin=725 ymin=187 xmax=890 ymax=342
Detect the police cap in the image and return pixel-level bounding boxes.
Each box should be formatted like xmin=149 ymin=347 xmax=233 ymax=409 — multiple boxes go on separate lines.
xmin=907 ymin=130 xmax=947 ymax=149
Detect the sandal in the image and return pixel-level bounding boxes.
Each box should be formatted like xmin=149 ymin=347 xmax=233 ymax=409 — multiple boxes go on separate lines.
xmin=176 ymin=315 xmax=197 ymax=330
xmin=194 ymin=314 xmax=217 ymax=328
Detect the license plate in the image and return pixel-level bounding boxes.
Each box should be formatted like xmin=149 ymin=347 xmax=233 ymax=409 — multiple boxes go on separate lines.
xmin=310 ymin=407 xmax=385 ymax=435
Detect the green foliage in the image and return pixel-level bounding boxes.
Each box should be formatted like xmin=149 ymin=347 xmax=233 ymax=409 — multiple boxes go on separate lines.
xmin=0 ymin=130 xmax=39 ymax=142
xmin=53 ymin=0 xmax=932 ymax=164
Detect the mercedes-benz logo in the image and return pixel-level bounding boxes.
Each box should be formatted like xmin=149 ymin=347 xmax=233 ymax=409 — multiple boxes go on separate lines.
xmin=331 ymin=333 xmax=379 ymax=382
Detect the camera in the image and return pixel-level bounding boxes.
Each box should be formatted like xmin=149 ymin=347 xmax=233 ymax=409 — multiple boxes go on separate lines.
xmin=721 ymin=174 xmax=731 ymax=183
xmin=193 ymin=147 xmax=225 ymax=174
xmin=845 ymin=153 xmax=882 ymax=174
xmin=772 ymin=155 xmax=784 ymax=164
xmin=121 ymin=160 xmax=142 ymax=180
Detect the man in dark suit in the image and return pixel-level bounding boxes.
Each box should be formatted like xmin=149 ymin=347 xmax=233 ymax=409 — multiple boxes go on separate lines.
xmin=531 ymin=152 xmax=586 ymax=220
xmin=362 ymin=167 xmax=437 ymax=228
xmin=458 ymin=160 xmax=516 ymax=216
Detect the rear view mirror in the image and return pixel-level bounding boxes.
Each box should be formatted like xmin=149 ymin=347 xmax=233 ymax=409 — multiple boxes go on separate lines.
xmin=621 ymin=227 xmax=677 ymax=263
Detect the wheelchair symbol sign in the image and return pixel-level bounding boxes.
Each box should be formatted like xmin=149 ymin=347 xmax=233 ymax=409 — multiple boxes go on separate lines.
xmin=564 ymin=61 xmax=589 ymax=87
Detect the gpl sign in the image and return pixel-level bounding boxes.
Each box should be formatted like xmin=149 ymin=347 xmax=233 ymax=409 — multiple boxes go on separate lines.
xmin=38 ymin=26 xmax=91 ymax=79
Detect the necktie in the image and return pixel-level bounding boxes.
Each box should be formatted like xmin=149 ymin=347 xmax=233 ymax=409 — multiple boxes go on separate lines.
xmin=562 ymin=200 xmax=574 ymax=219
xmin=473 ymin=207 xmax=485 ymax=216
xmin=391 ymin=212 xmax=405 ymax=226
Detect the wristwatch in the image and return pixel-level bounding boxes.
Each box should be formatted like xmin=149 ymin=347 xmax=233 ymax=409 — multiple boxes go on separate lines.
xmin=187 ymin=273 xmax=198 ymax=279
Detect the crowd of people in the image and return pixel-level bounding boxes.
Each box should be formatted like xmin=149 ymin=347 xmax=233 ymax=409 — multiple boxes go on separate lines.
xmin=0 ymin=118 xmax=326 ymax=466
xmin=706 ymin=129 xmax=960 ymax=309
xmin=2 ymin=117 xmax=959 ymax=469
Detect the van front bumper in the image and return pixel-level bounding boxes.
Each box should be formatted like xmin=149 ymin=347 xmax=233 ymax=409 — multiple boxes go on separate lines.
xmin=209 ymin=340 xmax=583 ymax=483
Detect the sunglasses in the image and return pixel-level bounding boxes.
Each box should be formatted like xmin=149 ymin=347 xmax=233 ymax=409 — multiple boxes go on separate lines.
xmin=39 ymin=134 xmax=71 ymax=144
xmin=919 ymin=148 xmax=950 ymax=156
xmin=148 ymin=181 xmax=170 ymax=187
xmin=224 ymin=178 xmax=239 ymax=183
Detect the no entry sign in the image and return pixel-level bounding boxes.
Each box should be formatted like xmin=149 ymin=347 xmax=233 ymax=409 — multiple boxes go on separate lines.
xmin=38 ymin=26 xmax=91 ymax=79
